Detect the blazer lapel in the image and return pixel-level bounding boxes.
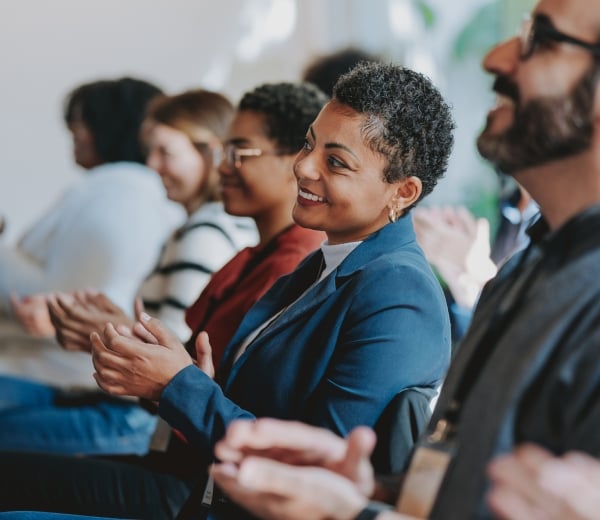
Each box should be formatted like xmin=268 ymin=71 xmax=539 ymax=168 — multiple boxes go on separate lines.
xmin=217 ymin=250 xmax=324 ymax=383
xmin=223 ymin=271 xmax=336 ymax=390
xmin=220 ymin=217 xmax=419 ymax=388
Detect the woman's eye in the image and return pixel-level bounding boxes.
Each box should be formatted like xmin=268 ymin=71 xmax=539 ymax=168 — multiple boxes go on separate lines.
xmin=302 ymin=138 xmax=313 ymax=151
xmin=328 ymin=156 xmax=346 ymax=169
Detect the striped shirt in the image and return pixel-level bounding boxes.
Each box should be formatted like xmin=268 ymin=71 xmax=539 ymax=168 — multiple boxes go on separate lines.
xmin=137 ymin=202 xmax=258 ymax=340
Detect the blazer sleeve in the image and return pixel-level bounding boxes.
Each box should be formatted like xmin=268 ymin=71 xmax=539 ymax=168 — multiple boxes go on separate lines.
xmin=158 ymin=365 xmax=254 ymax=453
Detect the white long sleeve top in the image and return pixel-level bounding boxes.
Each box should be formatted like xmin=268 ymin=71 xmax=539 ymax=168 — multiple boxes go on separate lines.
xmin=0 ymin=161 xmax=184 ymax=314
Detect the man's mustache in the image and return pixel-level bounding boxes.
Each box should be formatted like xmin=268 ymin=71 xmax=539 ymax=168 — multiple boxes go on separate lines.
xmin=493 ymin=75 xmax=520 ymax=104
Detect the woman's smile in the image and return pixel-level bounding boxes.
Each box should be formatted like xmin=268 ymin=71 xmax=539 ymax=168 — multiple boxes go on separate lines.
xmin=297 ymin=187 xmax=327 ymax=205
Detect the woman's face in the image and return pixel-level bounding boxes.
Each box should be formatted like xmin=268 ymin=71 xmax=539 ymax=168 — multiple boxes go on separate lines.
xmin=146 ymin=123 xmax=208 ymax=214
xmin=292 ymin=101 xmax=401 ymax=244
xmin=218 ymin=110 xmax=297 ymax=223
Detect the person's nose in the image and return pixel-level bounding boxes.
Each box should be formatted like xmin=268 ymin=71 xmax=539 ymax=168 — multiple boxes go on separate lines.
xmin=293 ymin=153 xmax=320 ymax=182
xmin=483 ymin=37 xmax=521 ymax=77
xmin=218 ymin=157 xmax=234 ymax=177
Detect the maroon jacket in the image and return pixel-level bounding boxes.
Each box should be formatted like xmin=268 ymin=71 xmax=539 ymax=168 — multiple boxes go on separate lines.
xmin=184 ymin=224 xmax=324 ymax=367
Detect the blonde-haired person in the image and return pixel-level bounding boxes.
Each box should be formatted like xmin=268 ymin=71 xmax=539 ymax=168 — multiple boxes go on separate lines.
xmin=0 ymin=89 xmax=257 ymax=456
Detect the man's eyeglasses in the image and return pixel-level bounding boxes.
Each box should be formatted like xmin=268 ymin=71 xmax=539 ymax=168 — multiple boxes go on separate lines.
xmin=222 ymin=143 xmax=291 ymax=169
xmin=520 ymin=14 xmax=600 ymax=60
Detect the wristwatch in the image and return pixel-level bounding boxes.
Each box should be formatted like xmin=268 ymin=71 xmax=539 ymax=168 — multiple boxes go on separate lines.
xmin=353 ymin=504 xmax=386 ymax=520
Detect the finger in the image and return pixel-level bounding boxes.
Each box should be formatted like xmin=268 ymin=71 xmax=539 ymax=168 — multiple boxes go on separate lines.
xmin=47 ymin=294 xmax=64 ymax=321
xmin=487 ymin=451 xmax=552 ymax=514
xmin=57 ymin=328 xmax=91 ymax=352
xmin=537 ymin=454 xmax=600 ymax=518
xmin=74 ymin=290 xmax=94 ymax=309
xmin=115 ymin=324 xmax=135 ymax=338
xmin=55 ymin=293 xmax=83 ymax=319
xmin=475 ymin=217 xmax=491 ymax=243
xmin=236 ymin=456 xmax=368 ymax=517
xmin=344 ymin=427 xmax=377 ymax=467
xmin=487 ymin=484 xmax=547 ymax=520
xmin=93 ymin=371 xmax=129 ymax=396
xmin=93 ymin=292 xmax=120 ymax=313
xmin=211 ymin=462 xmax=285 ymax=520
xmin=132 ymin=321 xmax=159 ymax=344
xmin=512 ymin=443 xmax=554 ymax=473
xmin=134 ymin=297 xmax=145 ymax=321
xmin=90 ymin=330 xmax=133 ymax=384
xmin=49 ymin=297 xmax=91 ymax=334
xmin=100 ymin=322 xmax=149 ymax=358
xmin=136 ymin=313 xmax=180 ymax=348
xmin=561 ymin=451 xmax=600 ymax=481
xmin=195 ymin=331 xmax=215 ymax=378
xmin=217 ymin=418 xmax=347 ymax=465
xmin=340 ymin=427 xmax=377 ymax=493
xmin=236 ymin=457 xmax=312 ymax=493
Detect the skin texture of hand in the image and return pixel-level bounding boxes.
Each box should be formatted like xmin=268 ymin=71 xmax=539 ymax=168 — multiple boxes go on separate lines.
xmin=214 ymin=418 xmax=377 ymax=497
xmin=90 ymin=312 xmax=194 ymax=401
xmin=10 ymin=292 xmax=55 ymax=337
xmin=413 ymin=206 xmax=497 ymax=309
xmin=487 ymin=444 xmax=600 ymax=520
xmin=211 ymin=456 xmax=369 ymax=520
xmin=48 ymin=291 xmax=137 ymax=352
xmin=194 ymin=330 xmax=215 ymax=379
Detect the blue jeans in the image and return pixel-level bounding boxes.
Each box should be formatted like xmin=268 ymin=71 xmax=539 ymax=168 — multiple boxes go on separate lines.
xmin=0 ymin=374 xmax=157 ymax=455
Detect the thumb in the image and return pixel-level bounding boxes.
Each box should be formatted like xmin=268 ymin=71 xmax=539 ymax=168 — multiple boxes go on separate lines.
xmin=133 ymin=312 xmax=177 ymax=347
xmin=195 ymin=331 xmax=215 ymax=379
xmin=134 ymin=297 xmax=145 ymax=321
xmin=340 ymin=426 xmax=377 ymax=496
xmin=476 ymin=217 xmax=491 ymax=242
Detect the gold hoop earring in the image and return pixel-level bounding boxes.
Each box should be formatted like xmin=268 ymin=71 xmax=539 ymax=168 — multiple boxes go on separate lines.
xmin=388 ymin=206 xmax=399 ymax=224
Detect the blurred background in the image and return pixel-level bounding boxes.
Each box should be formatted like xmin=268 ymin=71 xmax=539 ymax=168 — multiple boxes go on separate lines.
xmin=0 ymin=0 xmax=534 ymax=242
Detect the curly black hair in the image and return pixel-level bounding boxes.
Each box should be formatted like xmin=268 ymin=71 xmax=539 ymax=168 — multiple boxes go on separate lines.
xmin=64 ymin=77 xmax=163 ymax=165
xmin=238 ymin=82 xmax=328 ymax=154
xmin=333 ymin=62 xmax=455 ymax=204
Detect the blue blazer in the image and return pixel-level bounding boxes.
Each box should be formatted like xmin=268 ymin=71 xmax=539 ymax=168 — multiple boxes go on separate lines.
xmin=159 ymin=215 xmax=451 ymax=456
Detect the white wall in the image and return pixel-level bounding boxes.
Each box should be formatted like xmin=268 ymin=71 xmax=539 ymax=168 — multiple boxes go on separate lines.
xmin=0 ymin=0 xmax=496 ymax=242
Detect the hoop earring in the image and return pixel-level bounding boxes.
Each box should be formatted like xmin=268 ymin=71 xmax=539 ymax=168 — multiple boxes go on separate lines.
xmin=388 ymin=206 xmax=399 ymax=224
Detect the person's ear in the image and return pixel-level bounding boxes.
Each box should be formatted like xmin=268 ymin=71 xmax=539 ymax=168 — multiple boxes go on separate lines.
xmin=388 ymin=176 xmax=422 ymax=222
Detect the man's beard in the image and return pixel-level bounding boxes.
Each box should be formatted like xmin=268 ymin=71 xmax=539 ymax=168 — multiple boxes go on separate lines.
xmin=477 ymin=64 xmax=599 ymax=174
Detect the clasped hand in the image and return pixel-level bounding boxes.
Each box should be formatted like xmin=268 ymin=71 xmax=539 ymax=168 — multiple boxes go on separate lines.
xmin=210 ymin=418 xmax=378 ymax=520
xmin=91 ymin=312 xmax=214 ymax=401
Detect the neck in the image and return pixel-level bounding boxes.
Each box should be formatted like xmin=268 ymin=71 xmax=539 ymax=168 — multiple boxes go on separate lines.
xmin=514 ymin=144 xmax=600 ymax=231
xmin=184 ymin=193 xmax=211 ymax=216
xmin=254 ymin=201 xmax=296 ymax=246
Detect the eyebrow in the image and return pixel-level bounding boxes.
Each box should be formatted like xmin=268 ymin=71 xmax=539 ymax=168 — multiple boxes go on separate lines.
xmin=227 ymin=137 xmax=251 ymax=146
xmin=308 ymin=125 xmax=359 ymax=160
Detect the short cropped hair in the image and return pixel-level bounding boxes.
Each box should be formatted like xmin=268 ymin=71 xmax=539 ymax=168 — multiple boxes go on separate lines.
xmin=64 ymin=77 xmax=162 ymax=165
xmin=333 ymin=62 xmax=455 ymax=203
xmin=238 ymin=82 xmax=328 ymax=153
